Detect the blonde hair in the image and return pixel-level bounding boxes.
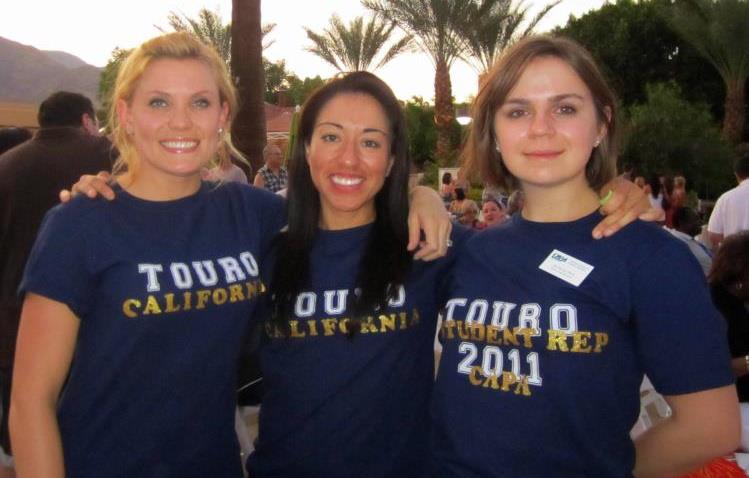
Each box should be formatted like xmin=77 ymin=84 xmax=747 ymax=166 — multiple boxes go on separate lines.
xmin=108 ymin=32 xmax=243 ymax=179
xmin=464 ymin=35 xmax=619 ymax=192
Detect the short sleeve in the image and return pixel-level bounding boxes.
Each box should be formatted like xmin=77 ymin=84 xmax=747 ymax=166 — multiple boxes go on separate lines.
xmin=18 ymin=204 xmax=96 ymax=318
xmin=707 ymin=195 xmax=725 ymax=234
xmin=435 ymin=225 xmax=474 ymax=305
xmin=631 ymin=239 xmax=733 ymax=396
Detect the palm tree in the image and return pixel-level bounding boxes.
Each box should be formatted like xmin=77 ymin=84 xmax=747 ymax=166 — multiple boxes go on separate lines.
xmin=304 ymin=14 xmax=413 ymax=72
xmin=160 ymin=8 xmax=232 ymax=64
xmin=668 ymin=0 xmax=749 ymax=144
xmin=363 ymin=0 xmax=474 ymax=164
xmin=232 ymin=0 xmax=267 ymax=172
xmin=460 ymin=0 xmax=560 ymax=74
xmin=160 ymin=8 xmax=276 ymax=67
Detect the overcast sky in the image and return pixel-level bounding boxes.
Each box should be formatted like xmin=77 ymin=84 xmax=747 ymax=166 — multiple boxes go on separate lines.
xmin=1 ymin=0 xmax=606 ymax=102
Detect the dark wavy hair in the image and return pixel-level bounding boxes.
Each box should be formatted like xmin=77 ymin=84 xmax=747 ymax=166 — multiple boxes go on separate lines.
xmin=270 ymin=71 xmax=412 ymax=336
xmin=709 ymin=231 xmax=749 ymax=287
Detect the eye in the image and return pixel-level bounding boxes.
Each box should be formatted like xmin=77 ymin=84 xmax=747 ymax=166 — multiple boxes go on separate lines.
xmin=557 ymin=104 xmax=577 ymax=115
xmin=193 ymin=97 xmax=211 ymax=109
xmin=148 ymin=97 xmax=168 ymax=108
xmin=321 ymin=133 xmax=339 ymax=143
xmin=505 ymin=108 xmax=527 ymax=119
xmin=362 ymin=139 xmax=381 ymax=149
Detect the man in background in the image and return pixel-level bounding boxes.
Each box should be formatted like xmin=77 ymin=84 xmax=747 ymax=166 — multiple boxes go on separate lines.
xmin=253 ymin=143 xmax=287 ymax=193
xmin=0 ymin=91 xmax=114 ymax=476
xmin=708 ymin=152 xmax=749 ymax=249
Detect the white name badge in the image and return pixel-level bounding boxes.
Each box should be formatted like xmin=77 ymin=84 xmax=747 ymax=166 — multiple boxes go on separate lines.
xmin=538 ymin=249 xmax=594 ymax=287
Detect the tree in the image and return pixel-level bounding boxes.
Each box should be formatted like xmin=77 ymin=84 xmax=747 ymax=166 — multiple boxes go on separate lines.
xmin=622 ymin=82 xmax=734 ymax=199
xmin=161 ymin=8 xmax=232 ymax=64
xmin=263 ymin=59 xmax=290 ymax=103
xmin=667 ymin=0 xmax=749 ymax=144
xmin=232 ymin=0 xmax=267 ymax=172
xmin=159 ymin=7 xmax=276 ymax=68
xmin=461 ymin=0 xmax=560 ymax=74
xmin=363 ymin=0 xmax=474 ymax=164
xmin=557 ymin=0 xmax=724 ymax=116
xmin=286 ymin=75 xmax=326 ymax=106
xmin=304 ymin=14 xmax=413 ymax=72
xmin=97 ymin=47 xmax=132 ymax=123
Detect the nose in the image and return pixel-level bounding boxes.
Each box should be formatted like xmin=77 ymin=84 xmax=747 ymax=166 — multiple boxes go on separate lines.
xmin=339 ymin=136 xmax=360 ymax=167
xmin=168 ymin=103 xmax=193 ymax=130
xmin=529 ymin=109 xmax=554 ymax=137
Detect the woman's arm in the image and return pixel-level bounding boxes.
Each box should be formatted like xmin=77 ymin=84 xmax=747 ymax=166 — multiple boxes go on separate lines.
xmin=731 ymin=356 xmax=749 ymax=378
xmin=253 ymin=173 xmax=265 ymax=188
xmin=633 ymin=385 xmax=740 ymax=478
xmin=10 ymin=293 xmax=80 ymax=478
xmin=408 ymin=185 xmax=452 ymax=261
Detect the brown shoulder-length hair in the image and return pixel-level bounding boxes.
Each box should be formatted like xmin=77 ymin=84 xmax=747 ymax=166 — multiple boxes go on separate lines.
xmin=463 ymin=35 xmax=619 ymax=192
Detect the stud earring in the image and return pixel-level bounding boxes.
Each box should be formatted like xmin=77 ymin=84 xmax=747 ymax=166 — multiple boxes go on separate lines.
xmin=218 ymin=127 xmax=224 ymax=137
xmin=593 ymin=138 xmax=601 ymax=148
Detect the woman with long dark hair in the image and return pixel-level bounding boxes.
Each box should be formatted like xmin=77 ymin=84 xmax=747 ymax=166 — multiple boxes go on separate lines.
xmin=248 ymin=71 xmax=466 ymax=477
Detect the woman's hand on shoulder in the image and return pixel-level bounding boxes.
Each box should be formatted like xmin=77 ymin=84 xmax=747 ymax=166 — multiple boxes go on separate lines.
xmin=409 ymin=185 xmax=452 ymax=261
xmin=592 ymin=176 xmax=662 ymax=239
xmin=59 ymin=171 xmax=115 ymax=203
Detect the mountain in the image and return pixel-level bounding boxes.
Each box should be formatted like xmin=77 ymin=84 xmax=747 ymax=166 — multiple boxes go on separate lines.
xmin=43 ymin=50 xmax=91 ymax=69
xmin=0 ymin=36 xmax=101 ymax=105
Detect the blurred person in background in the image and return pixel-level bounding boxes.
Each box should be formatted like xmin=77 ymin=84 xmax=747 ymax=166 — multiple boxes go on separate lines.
xmin=0 ymin=128 xmax=32 ymax=156
xmin=709 ymin=231 xmax=749 ymax=402
xmin=0 ymin=91 xmax=112 ymax=478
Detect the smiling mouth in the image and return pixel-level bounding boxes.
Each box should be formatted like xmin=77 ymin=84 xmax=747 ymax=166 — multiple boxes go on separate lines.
xmin=160 ymin=140 xmax=199 ymax=152
xmin=331 ymin=175 xmax=364 ymax=186
xmin=525 ymin=150 xmax=562 ymax=159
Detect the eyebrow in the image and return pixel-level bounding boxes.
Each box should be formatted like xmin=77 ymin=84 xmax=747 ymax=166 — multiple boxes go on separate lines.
xmin=145 ymin=90 xmax=215 ymax=97
xmin=503 ymin=93 xmax=586 ymax=105
xmin=314 ymin=121 xmax=389 ymax=136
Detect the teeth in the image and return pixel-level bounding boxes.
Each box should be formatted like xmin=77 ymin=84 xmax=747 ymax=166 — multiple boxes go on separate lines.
xmin=161 ymin=140 xmax=198 ymax=149
xmin=331 ymin=175 xmax=363 ymax=186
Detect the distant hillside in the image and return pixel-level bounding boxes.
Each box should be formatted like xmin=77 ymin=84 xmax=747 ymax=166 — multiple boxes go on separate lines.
xmin=0 ymin=36 xmax=101 ymax=105
xmin=43 ymin=50 xmax=91 ymax=69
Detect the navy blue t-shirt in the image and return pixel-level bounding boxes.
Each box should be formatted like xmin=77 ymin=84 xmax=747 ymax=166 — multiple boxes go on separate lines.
xmin=430 ymin=212 xmax=733 ymax=478
xmin=20 ymin=181 xmax=285 ymax=478
xmin=247 ymin=224 xmax=469 ymax=478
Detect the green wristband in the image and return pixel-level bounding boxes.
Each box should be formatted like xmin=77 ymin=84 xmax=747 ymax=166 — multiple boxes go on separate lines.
xmin=599 ymin=189 xmax=613 ymax=207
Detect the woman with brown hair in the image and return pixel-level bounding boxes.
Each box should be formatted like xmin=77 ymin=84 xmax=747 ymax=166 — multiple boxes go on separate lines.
xmin=430 ymin=36 xmax=738 ymax=478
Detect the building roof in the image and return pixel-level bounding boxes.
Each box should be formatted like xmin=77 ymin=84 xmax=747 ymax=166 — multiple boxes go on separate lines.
xmin=265 ymin=102 xmax=296 ymax=134
xmin=0 ymin=102 xmax=38 ymax=129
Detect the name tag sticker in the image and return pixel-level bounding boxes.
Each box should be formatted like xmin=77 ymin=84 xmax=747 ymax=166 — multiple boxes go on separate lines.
xmin=538 ymin=249 xmax=594 ymax=287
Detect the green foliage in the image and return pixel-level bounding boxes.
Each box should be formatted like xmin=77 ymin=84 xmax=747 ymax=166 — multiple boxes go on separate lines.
xmin=460 ymin=0 xmax=560 ymax=73
xmin=263 ymin=59 xmax=290 ymax=102
xmin=403 ymin=97 xmax=437 ymax=168
xmin=304 ymin=14 xmax=413 ymax=72
xmin=97 ymin=47 xmax=131 ymax=125
xmin=667 ymin=0 xmax=749 ymax=143
xmin=285 ymin=75 xmax=326 ymax=106
xmin=263 ymin=59 xmax=326 ymax=106
xmin=420 ymin=160 xmax=439 ymax=187
xmin=557 ymin=0 xmax=724 ymax=118
xmin=622 ymin=82 xmax=735 ymax=199
xmin=160 ymin=8 xmax=232 ymax=66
